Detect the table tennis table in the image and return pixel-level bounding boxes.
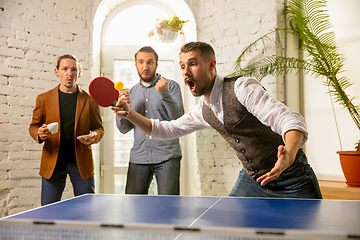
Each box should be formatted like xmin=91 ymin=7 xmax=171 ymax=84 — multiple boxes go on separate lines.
xmin=1 ymin=194 xmax=359 ymax=240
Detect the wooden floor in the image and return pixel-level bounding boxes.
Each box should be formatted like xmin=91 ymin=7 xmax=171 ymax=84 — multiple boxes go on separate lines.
xmin=319 ymin=180 xmax=360 ymax=200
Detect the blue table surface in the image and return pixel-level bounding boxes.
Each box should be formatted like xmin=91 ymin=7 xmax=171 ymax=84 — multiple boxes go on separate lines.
xmin=3 ymin=194 xmax=360 ymax=235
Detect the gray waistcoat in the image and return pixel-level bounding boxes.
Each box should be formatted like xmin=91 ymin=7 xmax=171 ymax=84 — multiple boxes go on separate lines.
xmin=202 ymin=77 xmax=284 ymax=179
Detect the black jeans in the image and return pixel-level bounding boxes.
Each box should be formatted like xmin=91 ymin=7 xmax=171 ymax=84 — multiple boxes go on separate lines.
xmin=125 ymin=157 xmax=181 ymax=195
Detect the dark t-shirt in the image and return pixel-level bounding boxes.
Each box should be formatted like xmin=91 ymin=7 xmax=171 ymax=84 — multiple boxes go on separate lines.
xmin=56 ymin=89 xmax=78 ymax=166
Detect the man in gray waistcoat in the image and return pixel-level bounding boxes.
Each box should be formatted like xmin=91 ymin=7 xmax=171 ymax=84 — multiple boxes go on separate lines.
xmin=112 ymin=41 xmax=322 ymax=199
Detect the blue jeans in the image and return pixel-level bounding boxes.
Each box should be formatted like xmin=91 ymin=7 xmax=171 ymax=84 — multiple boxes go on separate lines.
xmin=125 ymin=157 xmax=181 ymax=195
xmin=41 ymin=162 xmax=95 ymax=206
xmin=229 ymin=149 xmax=322 ymax=199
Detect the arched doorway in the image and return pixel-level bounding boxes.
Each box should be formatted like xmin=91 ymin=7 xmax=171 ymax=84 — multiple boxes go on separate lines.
xmin=92 ymin=0 xmax=196 ymax=194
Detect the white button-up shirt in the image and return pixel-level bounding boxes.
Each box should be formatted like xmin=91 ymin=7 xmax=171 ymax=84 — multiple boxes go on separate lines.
xmin=151 ymin=75 xmax=308 ymax=146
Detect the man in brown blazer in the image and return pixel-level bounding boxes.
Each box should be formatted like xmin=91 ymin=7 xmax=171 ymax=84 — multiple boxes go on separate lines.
xmin=29 ymin=54 xmax=104 ymax=205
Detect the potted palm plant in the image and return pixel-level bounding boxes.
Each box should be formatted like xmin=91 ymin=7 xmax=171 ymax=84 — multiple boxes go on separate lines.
xmin=148 ymin=16 xmax=188 ymax=43
xmin=229 ymin=0 xmax=360 ymax=186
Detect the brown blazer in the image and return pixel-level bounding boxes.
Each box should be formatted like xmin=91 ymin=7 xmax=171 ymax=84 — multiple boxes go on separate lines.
xmin=29 ymin=84 xmax=104 ymax=179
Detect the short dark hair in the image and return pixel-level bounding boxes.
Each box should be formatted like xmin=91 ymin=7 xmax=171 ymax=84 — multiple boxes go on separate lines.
xmin=180 ymin=41 xmax=216 ymax=61
xmin=56 ymin=54 xmax=83 ymax=76
xmin=134 ymin=46 xmax=158 ymax=62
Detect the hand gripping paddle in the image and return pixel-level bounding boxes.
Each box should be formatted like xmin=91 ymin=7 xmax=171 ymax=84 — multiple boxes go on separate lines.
xmin=89 ymin=77 xmax=124 ymax=107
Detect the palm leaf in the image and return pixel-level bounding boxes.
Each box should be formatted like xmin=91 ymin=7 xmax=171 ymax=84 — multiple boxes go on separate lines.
xmin=230 ymin=56 xmax=320 ymax=80
xmin=230 ymin=0 xmax=360 ymax=131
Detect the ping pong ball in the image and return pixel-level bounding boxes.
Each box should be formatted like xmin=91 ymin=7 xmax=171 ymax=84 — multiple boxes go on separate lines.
xmin=114 ymin=81 xmax=124 ymax=91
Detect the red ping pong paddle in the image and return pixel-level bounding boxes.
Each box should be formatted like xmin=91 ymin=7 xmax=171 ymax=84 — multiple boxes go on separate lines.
xmin=89 ymin=77 xmax=121 ymax=107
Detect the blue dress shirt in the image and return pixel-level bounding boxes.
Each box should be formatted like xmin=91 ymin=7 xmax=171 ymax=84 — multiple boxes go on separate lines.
xmin=116 ymin=74 xmax=184 ymax=164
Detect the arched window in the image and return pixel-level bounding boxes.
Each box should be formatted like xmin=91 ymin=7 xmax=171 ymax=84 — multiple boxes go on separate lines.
xmin=93 ymin=0 xmax=196 ymax=195
xmin=104 ymin=5 xmax=181 ymax=46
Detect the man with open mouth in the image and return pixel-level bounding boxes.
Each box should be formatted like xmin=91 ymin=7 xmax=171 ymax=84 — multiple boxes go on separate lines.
xmin=112 ymin=41 xmax=322 ymax=200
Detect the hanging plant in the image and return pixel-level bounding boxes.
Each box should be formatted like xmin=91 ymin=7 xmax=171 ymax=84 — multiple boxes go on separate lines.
xmin=148 ymin=16 xmax=188 ymax=42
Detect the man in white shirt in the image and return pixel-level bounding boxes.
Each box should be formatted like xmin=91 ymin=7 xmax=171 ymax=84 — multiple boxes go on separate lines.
xmin=112 ymin=41 xmax=322 ymax=199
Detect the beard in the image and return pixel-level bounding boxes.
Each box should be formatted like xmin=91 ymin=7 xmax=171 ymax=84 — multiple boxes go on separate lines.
xmin=138 ymin=71 xmax=157 ymax=83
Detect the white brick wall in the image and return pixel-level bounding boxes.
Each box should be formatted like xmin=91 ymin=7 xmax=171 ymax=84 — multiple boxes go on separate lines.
xmin=0 ymin=0 xmax=278 ymax=218
xmin=188 ymin=0 xmax=278 ymax=196
xmin=0 ymin=0 xmax=93 ymax=217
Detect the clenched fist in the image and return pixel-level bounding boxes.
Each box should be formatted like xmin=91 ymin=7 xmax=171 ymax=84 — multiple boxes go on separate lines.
xmin=155 ymin=77 xmax=168 ymax=92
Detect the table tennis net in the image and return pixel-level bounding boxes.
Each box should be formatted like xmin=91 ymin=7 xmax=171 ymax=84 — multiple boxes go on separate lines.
xmin=0 ymin=220 xmax=315 ymax=240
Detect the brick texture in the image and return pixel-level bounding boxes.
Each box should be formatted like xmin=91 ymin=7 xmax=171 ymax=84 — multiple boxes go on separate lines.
xmin=0 ymin=0 xmax=278 ymax=218
xmin=0 ymin=0 xmax=93 ymax=218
